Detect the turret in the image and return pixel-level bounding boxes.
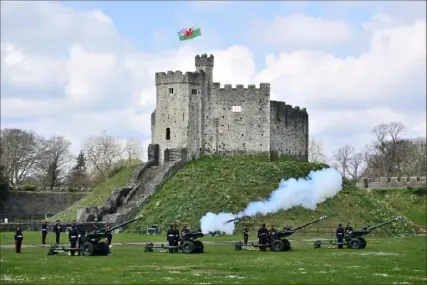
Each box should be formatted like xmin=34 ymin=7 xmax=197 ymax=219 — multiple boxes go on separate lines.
xmin=195 ymin=54 xmax=214 ymax=83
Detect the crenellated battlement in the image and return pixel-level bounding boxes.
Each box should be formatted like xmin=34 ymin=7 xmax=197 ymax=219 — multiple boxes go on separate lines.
xmin=270 ymin=100 xmax=308 ymax=122
xmin=211 ymin=83 xmax=270 ymax=94
xmin=155 ymin=70 xmax=205 ymax=85
xmin=195 ymin=54 xmax=214 ymax=67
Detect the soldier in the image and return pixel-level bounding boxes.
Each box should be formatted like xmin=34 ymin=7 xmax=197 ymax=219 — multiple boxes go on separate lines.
xmin=269 ymin=225 xmax=277 ymax=236
xmin=77 ymin=224 xmax=86 ymax=256
xmin=68 ymin=223 xmax=78 ymax=256
xmin=257 ymin=223 xmax=268 ymax=251
xmin=345 ymin=223 xmax=353 ymax=234
xmin=41 ymin=220 xmax=48 ymax=244
xmin=173 ymin=225 xmax=180 ymax=253
xmin=336 ymin=224 xmax=344 ymax=249
xmin=243 ymin=226 xmax=249 ymax=245
xmin=14 ymin=225 xmax=24 ymax=253
xmin=54 ymin=220 xmax=61 ymax=244
xmin=105 ymin=224 xmax=113 ymax=256
xmin=166 ymin=225 xmax=175 ymax=253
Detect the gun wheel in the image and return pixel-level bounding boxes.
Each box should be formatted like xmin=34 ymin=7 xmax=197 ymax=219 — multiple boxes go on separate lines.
xmin=81 ymin=242 xmax=95 ymax=256
xmin=271 ymin=240 xmax=285 ymax=252
xmin=193 ymin=241 xmax=204 ymax=253
xmin=95 ymin=242 xmax=109 ymax=256
xmin=283 ymin=239 xmax=291 ymax=251
xmin=181 ymin=241 xmax=195 ymax=254
xmin=349 ymin=238 xmax=362 ymax=249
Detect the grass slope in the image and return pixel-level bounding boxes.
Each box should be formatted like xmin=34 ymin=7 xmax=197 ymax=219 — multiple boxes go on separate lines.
xmin=1 ymin=237 xmax=425 ymax=284
xmin=131 ymin=156 xmax=417 ymax=236
xmin=50 ymin=165 xmax=139 ymax=222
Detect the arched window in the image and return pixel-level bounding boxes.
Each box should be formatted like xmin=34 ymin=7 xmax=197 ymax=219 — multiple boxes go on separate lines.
xmin=166 ymin=128 xmax=171 ymax=140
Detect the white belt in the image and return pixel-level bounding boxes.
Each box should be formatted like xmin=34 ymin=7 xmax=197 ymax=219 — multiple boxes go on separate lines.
xmin=42 ymin=229 xmax=47 ymax=231
xmin=16 ymin=235 xmax=22 ymax=238
xmin=168 ymin=235 xmax=174 ymax=236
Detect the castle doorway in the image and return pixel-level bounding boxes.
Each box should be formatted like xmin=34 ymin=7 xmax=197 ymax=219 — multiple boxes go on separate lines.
xmin=164 ymin=149 xmax=170 ymax=162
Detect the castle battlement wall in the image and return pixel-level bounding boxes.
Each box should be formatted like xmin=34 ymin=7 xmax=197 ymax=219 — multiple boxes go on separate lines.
xmin=356 ymin=176 xmax=427 ymax=189
xmin=195 ymin=54 xmax=214 ymax=66
xmin=270 ymin=101 xmax=308 ymax=123
xmin=155 ymin=70 xmax=205 ymax=85
xmin=211 ymin=83 xmax=270 ymax=95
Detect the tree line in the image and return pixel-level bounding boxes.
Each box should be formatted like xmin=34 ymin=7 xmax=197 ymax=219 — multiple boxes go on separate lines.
xmin=309 ymin=122 xmax=427 ymax=181
xmin=0 ymin=129 xmax=146 ymax=190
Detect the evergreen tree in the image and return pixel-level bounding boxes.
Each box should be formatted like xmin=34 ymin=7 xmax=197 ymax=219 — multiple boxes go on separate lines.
xmin=0 ymin=165 xmax=10 ymax=210
xmin=67 ymin=150 xmax=90 ymax=187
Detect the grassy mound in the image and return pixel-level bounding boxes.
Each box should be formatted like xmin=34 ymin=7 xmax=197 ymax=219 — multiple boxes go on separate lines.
xmin=131 ymin=155 xmax=416 ymax=236
xmin=49 ymin=165 xmax=139 ymax=222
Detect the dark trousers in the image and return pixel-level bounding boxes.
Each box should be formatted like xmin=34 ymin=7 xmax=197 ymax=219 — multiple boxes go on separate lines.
xmin=243 ymin=234 xmax=248 ymax=245
xmin=106 ymin=239 xmax=112 ymax=253
xmin=42 ymin=232 xmax=47 ymax=244
xmin=168 ymin=240 xmax=174 ymax=253
xmin=337 ymin=237 xmax=343 ymax=248
xmin=70 ymin=240 xmax=77 ymax=256
xmin=15 ymin=240 xmax=22 ymax=253
xmin=78 ymin=239 xmax=84 ymax=255
xmin=174 ymin=240 xmax=179 ymax=252
xmin=259 ymin=238 xmax=267 ymax=251
xmin=55 ymin=233 xmax=60 ymax=244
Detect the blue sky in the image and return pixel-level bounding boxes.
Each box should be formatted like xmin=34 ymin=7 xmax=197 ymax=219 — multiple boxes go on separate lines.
xmin=1 ymin=1 xmax=426 ymax=161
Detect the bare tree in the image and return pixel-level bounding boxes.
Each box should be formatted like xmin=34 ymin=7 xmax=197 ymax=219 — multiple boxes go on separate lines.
xmin=347 ymin=152 xmax=366 ymax=181
xmin=308 ymin=139 xmax=326 ymax=163
xmin=0 ymin=128 xmax=47 ymax=186
xmin=83 ymin=131 xmax=124 ymax=179
xmin=333 ymin=145 xmax=355 ymax=178
xmin=37 ymin=136 xmax=72 ymax=189
xmin=125 ymin=139 xmax=143 ymax=163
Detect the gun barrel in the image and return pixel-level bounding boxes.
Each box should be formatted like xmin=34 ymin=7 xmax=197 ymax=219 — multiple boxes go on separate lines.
xmin=291 ymin=215 xmax=328 ymax=231
xmin=107 ymin=215 xmax=143 ymax=233
xmin=224 ymin=215 xmax=244 ymax=224
xmin=366 ymin=216 xmax=403 ymax=231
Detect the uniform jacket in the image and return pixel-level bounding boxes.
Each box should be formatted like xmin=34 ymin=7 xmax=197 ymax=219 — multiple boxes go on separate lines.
xmin=15 ymin=229 xmax=23 ymax=241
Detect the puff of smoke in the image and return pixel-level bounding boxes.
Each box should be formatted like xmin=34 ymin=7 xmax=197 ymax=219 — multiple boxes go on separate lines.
xmin=199 ymin=168 xmax=342 ymax=235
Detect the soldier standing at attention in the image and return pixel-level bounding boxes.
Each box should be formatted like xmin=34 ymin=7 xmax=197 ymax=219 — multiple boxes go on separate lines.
xmin=269 ymin=225 xmax=277 ymax=237
xmin=173 ymin=225 xmax=180 ymax=253
xmin=14 ymin=225 xmax=24 ymax=253
xmin=243 ymin=227 xmax=249 ymax=245
xmin=336 ymin=224 xmax=344 ymax=249
xmin=166 ymin=225 xmax=175 ymax=253
xmin=77 ymin=224 xmax=86 ymax=256
xmin=41 ymin=220 xmax=48 ymax=244
xmin=105 ymin=224 xmax=113 ymax=256
xmin=68 ymin=223 xmax=78 ymax=256
xmin=54 ymin=220 xmax=61 ymax=244
xmin=257 ymin=223 xmax=268 ymax=251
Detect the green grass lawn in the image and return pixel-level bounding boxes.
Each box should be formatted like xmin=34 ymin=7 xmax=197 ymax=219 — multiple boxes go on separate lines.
xmin=49 ymin=165 xmax=139 ymax=222
xmin=1 ymin=236 xmax=425 ymax=284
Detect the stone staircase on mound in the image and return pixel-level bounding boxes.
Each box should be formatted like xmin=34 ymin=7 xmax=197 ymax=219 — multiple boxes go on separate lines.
xmin=77 ymin=159 xmax=184 ymax=226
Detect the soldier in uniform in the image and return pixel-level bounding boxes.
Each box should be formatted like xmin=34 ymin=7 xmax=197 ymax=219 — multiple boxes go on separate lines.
xmin=105 ymin=224 xmax=113 ymax=255
xmin=257 ymin=223 xmax=268 ymax=251
xmin=54 ymin=220 xmax=61 ymax=244
xmin=336 ymin=224 xmax=344 ymax=249
xmin=173 ymin=225 xmax=180 ymax=253
xmin=243 ymin=226 xmax=249 ymax=245
xmin=269 ymin=225 xmax=277 ymax=237
xmin=345 ymin=223 xmax=353 ymax=234
xmin=41 ymin=220 xmax=48 ymax=244
xmin=14 ymin=225 xmax=24 ymax=253
xmin=166 ymin=225 xmax=175 ymax=253
xmin=68 ymin=223 xmax=78 ymax=256
xmin=77 ymin=224 xmax=86 ymax=256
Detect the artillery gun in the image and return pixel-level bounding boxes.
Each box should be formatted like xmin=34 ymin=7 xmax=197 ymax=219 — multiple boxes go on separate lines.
xmin=234 ymin=215 xmax=328 ymax=252
xmin=47 ymin=215 xmax=143 ymax=256
xmin=313 ymin=216 xmax=403 ymax=250
xmin=144 ymin=230 xmax=205 ymax=254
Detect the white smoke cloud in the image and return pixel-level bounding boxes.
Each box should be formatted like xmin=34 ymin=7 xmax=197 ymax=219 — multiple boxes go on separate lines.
xmin=199 ymin=168 xmax=343 ymax=235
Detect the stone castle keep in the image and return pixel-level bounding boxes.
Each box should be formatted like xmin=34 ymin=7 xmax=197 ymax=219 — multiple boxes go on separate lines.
xmin=148 ymin=54 xmax=309 ymax=164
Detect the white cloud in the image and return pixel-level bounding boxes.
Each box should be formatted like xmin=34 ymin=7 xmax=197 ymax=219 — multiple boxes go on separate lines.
xmin=1 ymin=2 xmax=425 ymax=160
xmin=249 ymin=14 xmax=354 ymax=48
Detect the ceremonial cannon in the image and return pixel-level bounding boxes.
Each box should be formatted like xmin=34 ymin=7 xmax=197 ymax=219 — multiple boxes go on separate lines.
xmin=47 ymin=215 xmax=143 ymax=256
xmin=313 ymin=216 xmax=403 ymax=250
xmin=144 ymin=230 xmax=205 ymax=254
xmin=234 ymin=215 xmax=328 ymax=252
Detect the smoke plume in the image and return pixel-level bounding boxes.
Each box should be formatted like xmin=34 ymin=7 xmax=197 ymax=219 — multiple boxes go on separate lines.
xmin=200 ymin=168 xmax=342 ymax=235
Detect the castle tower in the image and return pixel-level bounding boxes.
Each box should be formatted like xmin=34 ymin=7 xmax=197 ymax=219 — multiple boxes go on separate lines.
xmin=195 ymin=54 xmax=214 ymax=83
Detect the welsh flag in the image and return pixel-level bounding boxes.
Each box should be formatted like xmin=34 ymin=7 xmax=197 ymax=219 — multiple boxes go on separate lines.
xmin=178 ymin=26 xmax=202 ymax=41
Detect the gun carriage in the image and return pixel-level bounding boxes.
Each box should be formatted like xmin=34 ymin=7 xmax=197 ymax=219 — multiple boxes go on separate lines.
xmin=144 ymin=231 xmax=205 ymax=254
xmin=47 ymin=215 xmax=142 ymax=256
xmin=313 ymin=216 xmax=403 ymax=250
xmin=234 ymin=215 xmax=328 ymax=252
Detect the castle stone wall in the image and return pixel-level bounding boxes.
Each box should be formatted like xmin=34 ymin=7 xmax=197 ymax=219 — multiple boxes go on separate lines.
xmin=270 ymin=101 xmax=309 ymax=160
xmin=202 ymin=83 xmax=271 ymax=154
xmin=356 ymin=176 xmax=427 ymax=189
